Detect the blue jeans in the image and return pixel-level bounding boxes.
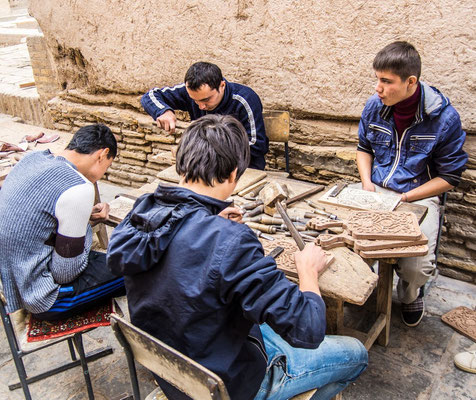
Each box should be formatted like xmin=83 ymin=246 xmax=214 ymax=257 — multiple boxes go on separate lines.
xmin=254 ymin=324 xmax=368 ymax=400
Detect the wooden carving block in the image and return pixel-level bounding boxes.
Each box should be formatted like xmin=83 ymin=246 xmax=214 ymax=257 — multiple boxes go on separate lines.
xmin=259 ymin=182 xmax=288 ymax=206
xmin=260 ymin=238 xmax=333 ymax=278
xmin=353 ymin=233 xmax=428 ymax=251
xmin=317 ymin=232 xmax=354 ymax=250
xmin=441 ymin=306 xmax=476 ymax=342
xmin=318 ymin=186 xmax=401 ymax=211
xmin=307 ymin=216 xmax=343 ymax=230
xmin=108 ymin=196 xmax=136 ymax=224
xmin=358 ymin=244 xmax=428 ymax=259
xmin=344 ymin=211 xmax=421 ymax=240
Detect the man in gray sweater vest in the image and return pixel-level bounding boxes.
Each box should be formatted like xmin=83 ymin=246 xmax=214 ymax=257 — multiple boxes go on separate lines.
xmin=0 ymin=124 xmax=125 ymax=321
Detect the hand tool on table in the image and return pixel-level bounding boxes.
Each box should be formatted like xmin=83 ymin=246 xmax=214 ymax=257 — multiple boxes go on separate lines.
xmin=267 ymin=246 xmax=284 ymax=258
xmin=284 ymin=184 xmax=325 ymax=206
xmin=305 ymin=200 xmax=339 ymax=220
xmin=276 ymin=201 xmax=305 ymax=250
xmin=241 ymin=199 xmax=264 ymax=210
xmin=246 ymin=222 xmax=277 ymax=234
xmin=276 ymin=223 xmax=307 ymax=232
xmin=285 ymin=231 xmax=316 ymax=242
xmin=251 ymin=228 xmax=275 ymax=241
xmin=243 ymin=204 xmax=264 ymax=218
xmin=328 ymin=182 xmax=348 ymax=197
xmin=239 ymin=180 xmax=268 ymax=199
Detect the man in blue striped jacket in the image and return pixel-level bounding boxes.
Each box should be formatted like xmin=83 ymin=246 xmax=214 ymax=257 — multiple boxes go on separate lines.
xmin=357 ymin=41 xmax=468 ymax=327
xmin=141 ymin=61 xmax=269 ymax=170
xmin=0 ymin=124 xmax=125 ymax=320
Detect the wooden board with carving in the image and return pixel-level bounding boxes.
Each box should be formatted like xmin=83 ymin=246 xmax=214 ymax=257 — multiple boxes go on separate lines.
xmin=357 ymin=244 xmax=429 ymax=259
xmin=108 ymin=196 xmax=136 ymax=224
xmin=344 ymin=210 xmax=421 ymax=240
xmin=317 ymin=231 xmax=428 ymax=252
xmin=441 ymin=306 xmax=476 ymax=342
xmin=318 ymin=186 xmax=401 ymax=211
xmin=260 ymin=238 xmax=334 ymax=278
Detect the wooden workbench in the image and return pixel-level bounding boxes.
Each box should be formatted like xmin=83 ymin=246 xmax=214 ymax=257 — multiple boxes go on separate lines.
xmin=107 ymin=171 xmax=428 ymax=350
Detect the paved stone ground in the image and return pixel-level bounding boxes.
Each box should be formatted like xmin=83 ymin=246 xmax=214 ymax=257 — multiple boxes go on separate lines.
xmin=0 ymin=114 xmax=475 ymax=399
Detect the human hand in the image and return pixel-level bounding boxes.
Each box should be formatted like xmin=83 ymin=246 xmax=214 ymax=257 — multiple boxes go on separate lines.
xmin=361 ymin=181 xmax=376 ymax=192
xmin=156 ymin=110 xmax=176 ymax=134
xmin=90 ymin=202 xmax=110 ymax=225
xmin=294 ymin=243 xmax=327 ymax=295
xmin=218 ymin=206 xmax=244 ymax=223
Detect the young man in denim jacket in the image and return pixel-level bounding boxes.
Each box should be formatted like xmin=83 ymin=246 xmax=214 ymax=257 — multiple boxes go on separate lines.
xmin=108 ymin=115 xmax=367 ymax=400
xmin=357 ymin=41 xmax=468 ymax=327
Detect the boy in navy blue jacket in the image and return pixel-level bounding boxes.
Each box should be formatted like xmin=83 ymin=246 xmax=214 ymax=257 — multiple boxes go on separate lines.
xmin=357 ymin=41 xmax=468 ymax=327
xmin=107 ymin=115 xmax=367 ymax=400
xmin=141 ymin=61 xmax=269 ymax=170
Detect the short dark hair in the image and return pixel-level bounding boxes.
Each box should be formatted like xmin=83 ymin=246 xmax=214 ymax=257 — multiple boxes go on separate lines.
xmin=184 ymin=62 xmax=223 ymax=91
xmin=373 ymin=41 xmax=421 ymax=81
xmin=66 ymin=124 xmax=117 ymax=158
xmin=176 ymin=115 xmax=250 ymax=186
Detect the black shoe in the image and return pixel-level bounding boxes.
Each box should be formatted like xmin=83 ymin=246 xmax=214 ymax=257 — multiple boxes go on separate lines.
xmin=401 ymin=297 xmax=425 ymax=327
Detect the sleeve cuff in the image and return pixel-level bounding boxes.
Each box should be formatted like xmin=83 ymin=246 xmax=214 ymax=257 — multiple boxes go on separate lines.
xmin=357 ymin=145 xmax=373 ymax=155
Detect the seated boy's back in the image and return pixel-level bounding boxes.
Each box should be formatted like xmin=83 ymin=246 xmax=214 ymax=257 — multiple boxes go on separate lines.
xmin=107 ymin=114 xmax=367 ymax=400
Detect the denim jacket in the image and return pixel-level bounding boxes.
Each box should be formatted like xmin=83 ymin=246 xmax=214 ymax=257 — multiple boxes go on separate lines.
xmin=357 ymin=82 xmax=468 ymax=193
xmin=107 ymin=185 xmax=326 ymax=400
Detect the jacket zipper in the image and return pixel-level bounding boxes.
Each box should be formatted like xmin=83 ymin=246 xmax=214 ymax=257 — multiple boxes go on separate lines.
xmin=248 ymin=334 xmax=268 ymax=362
xmin=369 ymin=124 xmax=392 ymax=136
xmin=410 ymin=135 xmax=436 ymax=141
xmin=382 ymin=125 xmax=410 ymax=187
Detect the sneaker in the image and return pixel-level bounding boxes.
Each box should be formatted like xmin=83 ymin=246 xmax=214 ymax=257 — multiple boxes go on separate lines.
xmin=401 ymin=297 xmax=425 ymax=327
xmin=454 ymin=350 xmax=476 ymax=374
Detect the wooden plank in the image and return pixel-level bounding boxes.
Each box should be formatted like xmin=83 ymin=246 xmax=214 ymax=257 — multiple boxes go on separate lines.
xmin=233 ymin=169 xmax=267 ymax=195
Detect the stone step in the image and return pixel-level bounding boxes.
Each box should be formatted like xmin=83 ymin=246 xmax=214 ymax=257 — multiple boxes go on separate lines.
xmin=0 ymin=27 xmax=42 ymax=46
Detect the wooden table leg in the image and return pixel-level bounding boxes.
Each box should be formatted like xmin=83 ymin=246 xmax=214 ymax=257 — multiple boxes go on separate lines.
xmin=324 ymin=297 xmax=344 ymax=335
xmin=376 ymin=261 xmax=394 ymax=346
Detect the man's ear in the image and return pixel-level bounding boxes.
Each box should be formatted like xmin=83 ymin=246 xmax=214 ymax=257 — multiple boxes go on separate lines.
xmin=98 ymin=148 xmax=110 ymax=161
xmin=407 ymin=75 xmax=418 ymax=88
xmin=228 ymin=168 xmax=238 ymax=183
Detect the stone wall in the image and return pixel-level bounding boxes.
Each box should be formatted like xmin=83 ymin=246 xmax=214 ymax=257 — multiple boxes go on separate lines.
xmin=26 ymin=35 xmax=60 ymax=126
xmin=28 ymin=0 xmax=475 ymax=281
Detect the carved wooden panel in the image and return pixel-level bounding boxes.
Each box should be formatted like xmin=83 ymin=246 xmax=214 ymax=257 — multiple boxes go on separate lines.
xmin=307 ymin=216 xmax=343 ymax=230
xmin=441 ymin=306 xmax=476 ymax=342
xmin=318 ymin=186 xmax=401 ymax=211
xmin=354 ymin=234 xmax=428 ymax=251
xmin=357 ymin=244 xmax=428 ymax=259
xmin=108 ymin=196 xmax=136 ymax=224
xmin=344 ymin=211 xmax=421 ymax=240
xmin=260 ymin=238 xmax=334 ymax=278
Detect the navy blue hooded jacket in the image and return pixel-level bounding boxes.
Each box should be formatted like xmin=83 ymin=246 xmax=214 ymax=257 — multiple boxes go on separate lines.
xmin=141 ymin=79 xmax=269 ymax=170
xmin=107 ymin=185 xmax=326 ymax=400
